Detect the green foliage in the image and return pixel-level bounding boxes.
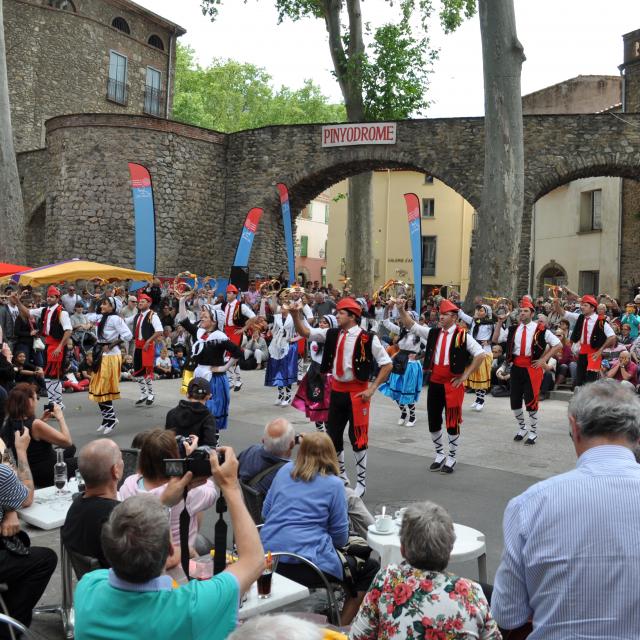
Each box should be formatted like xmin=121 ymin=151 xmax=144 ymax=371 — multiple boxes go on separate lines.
xmin=172 ymin=44 xmax=345 ymax=132
xmin=200 ymin=0 xmax=477 ymax=122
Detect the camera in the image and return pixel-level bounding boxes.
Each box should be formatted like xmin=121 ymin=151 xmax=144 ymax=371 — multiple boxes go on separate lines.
xmin=44 ymin=402 xmax=54 ymax=412
xmin=163 ymin=446 xmax=225 ymax=478
xmin=175 ymin=435 xmax=194 ymax=457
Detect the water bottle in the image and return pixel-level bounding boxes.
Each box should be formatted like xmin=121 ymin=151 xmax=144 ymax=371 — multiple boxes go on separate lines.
xmin=54 ymin=448 xmax=67 ymax=495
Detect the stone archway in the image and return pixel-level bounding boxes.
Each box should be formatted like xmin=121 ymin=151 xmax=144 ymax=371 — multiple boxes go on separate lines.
xmin=536 ymin=260 xmax=567 ymax=297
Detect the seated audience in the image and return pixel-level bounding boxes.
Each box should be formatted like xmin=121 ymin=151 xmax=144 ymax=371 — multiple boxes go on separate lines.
xmin=171 ymin=345 xmax=187 ymax=375
xmin=155 ymin=348 xmax=175 ymax=379
xmin=1 ymin=383 xmax=76 ymax=487
xmin=121 ymin=352 xmax=135 ymax=381
xmin=12 ymin=350 xmax=46 ymax=395
xmin=619 ymin=322 xmax=634 ymax=346
xmin=350 ymin=501 xmax=500 ymax=640
xmin=539 ymin=354 xmax=557 ymax=400
xmin=0 ymin=429 xmax=57 ymax=639
xmin=492 ymin=379 xmax=640 ymax=638
xmin=119 ymin=429 xmax=217 ymax=561
xmin=620 ymin=304 xmax=640 ymax=339
xmin=227 ymin=614 xmax=345 ymax=640
xmin=260 ymin=432 xmax=379 ymax=625
xmin=238 ymin=418 xmax=374 ymax=536
xmin=242 ymin=329 xmax=269 ymax=370
xmin=61 ymin=439 xmax=122 ymax=567
xmin=165 ymin=377 xmax=217 ymax=447
xmin=554 ymin=328 xmax=576 ymax=387
xmin=74 ymin=448 xmax=264 ymax=640
xmin=606 ymin=350 xmax=637 ymax=389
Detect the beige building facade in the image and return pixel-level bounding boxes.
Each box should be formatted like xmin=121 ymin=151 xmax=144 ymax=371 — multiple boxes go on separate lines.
xmin=532 ymin=177 xmax=622 ymax=297
xmin=326 ymin=170 xmax=475 ymax=297
xmin=295 ymin=193 xmax=330 ymax=285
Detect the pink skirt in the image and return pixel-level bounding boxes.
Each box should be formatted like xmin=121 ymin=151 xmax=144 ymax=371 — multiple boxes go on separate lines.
xmin=292 ymin=362 xmax=332 ymax=423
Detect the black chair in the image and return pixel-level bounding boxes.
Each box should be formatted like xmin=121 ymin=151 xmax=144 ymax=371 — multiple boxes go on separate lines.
xmin=118 ymin=448 xmax=140 ymax=489
xmin=66 ymin=549 xmax=99 ymax=581
xmin=240 ymin=481 xmax=265 ymax=525
xmin=269 ymin=551 xmax=342 ymax=627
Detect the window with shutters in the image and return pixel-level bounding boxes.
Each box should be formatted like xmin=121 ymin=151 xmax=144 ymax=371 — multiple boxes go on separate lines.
xmin=300 ymin=236 xmax=308 ymax=257
xmin=579 ymin=189 xmax=602 ymax=232
xmin=578 ymin=270 xmax=599 ymax=295
xmin=422 ymin=198 xmax=435 ymax=218
xmin=107 ymin=51 xmax=128 ymax=105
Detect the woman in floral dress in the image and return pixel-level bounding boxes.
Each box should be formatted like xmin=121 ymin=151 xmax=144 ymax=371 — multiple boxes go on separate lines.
xmin=350 ymin=501 xmax=502 ymax=640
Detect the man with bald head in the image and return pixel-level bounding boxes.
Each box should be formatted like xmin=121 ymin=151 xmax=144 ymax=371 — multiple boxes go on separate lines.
xmin=61 ymin=439 xmax=123 ymax=567
xmin=238 ymin=418 xmax=295 ymax=495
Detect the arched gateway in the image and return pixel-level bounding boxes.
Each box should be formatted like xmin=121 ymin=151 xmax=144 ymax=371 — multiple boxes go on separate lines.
xmin=27 ymin=111 xmax=640 ymax=296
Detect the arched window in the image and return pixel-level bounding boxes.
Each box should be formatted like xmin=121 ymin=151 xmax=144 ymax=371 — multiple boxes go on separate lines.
xmin=48 ymin=0 xmax=76 ymax=10
xmin=111 ymin=17 xmax=130 ymax=34
xmin=148 ymin=35 xmax=164 ymax=51
xmin=537 ymin=261 xmax=567 ymax=297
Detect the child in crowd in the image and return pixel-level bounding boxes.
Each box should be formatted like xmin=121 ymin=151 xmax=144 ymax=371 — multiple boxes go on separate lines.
xmin=121 ymin=353 xmax=135 ymax=381
xmin=154 ymin=348 xmax=175 ymax=379
xmin=170 ymin=346 xmax=186 ymax=376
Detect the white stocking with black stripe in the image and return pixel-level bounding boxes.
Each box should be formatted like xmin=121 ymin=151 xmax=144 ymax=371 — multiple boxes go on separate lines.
xmin=45 ymin=379 xmax=62 ymax=405
xmin=99 ymin=402 xmax=117 ymax=429
xmin=353 ymin=450 xmax=368 ymax=497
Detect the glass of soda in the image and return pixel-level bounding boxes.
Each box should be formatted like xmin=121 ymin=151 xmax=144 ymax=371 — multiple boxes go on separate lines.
xmin=54 ymin=449 xmax=67 ymax=496
xmin=256 ymin=569 xmax=273 ymax=599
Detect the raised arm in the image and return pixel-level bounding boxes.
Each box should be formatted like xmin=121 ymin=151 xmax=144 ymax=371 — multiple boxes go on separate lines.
xmin=289 ymin=300 xmax=311 ymax=339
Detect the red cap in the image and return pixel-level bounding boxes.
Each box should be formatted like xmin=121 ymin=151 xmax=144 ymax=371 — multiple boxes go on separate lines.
xmin=226 ymin=284 xmax=238 ymax=294
xmin=519 ymin=298 xmax=535 ymax=310
xmin=137 ymin=293 xmax=152 ymax=303
xmin=439 ymin=299 xmax=459 ymax=314
xmin=336 ymin=297 xmax=362 ymax=317
xmin=47 ymin=285 xmax=61 ymax=297
xmin=581 ymin=295 xmax=598 ymax=308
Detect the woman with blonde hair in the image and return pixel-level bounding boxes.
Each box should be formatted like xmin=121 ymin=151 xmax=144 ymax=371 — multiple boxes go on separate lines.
xmin=260 ymin=432 xmax=379 ymax=625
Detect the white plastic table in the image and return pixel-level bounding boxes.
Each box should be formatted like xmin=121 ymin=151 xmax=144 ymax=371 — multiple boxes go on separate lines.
xmin=238 ymin=574 xmax=310 ymax=620
xmin=168 ymin=566 xmax=310 ymax=620
xmin=18 ymin=479 xmax=78 ymax=639
xmin=367 ymin=521 xmax=487 ymax=582
xmin=19 ymin=479 xmax=78 ymax=530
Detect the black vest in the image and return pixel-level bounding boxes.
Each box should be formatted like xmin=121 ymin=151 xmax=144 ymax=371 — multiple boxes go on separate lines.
xmin=423 ymin=327 xmax=471 ymax=375
xmin=506 ymin=322 xmax=547 ymax=363
xmin=570 ymin=314 xmax=607 ymax=349
xmin=221 ymin=300 xmax=248 ymax=327
xmin=133 ymin=311 xmax=157 ymax=340
xmin=39 ymin=305 xmax=64 ymax=340
xmin=320 ymin=327 xmax=374 ymax=382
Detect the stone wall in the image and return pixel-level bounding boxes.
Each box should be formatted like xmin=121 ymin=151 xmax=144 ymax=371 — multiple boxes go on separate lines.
xmin=4 ymin=0 xmax=179 ymax=153
xmin=17 ymin=149 xmax=48 ymax=220
xmin=620 ymin=179 xmax=640 ymax=298
xmin=43 ymin=114 xmax=226 ymax=275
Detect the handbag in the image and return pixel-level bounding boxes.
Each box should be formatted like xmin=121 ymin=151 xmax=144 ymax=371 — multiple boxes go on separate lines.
xmin=0 ymin=530 xmax=31 ymax=556
xmin=33 ymin=336 xmax=45 ymax=351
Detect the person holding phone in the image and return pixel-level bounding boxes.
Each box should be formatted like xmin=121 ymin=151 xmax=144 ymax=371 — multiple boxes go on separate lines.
xmin=1 ymin=382 xmax=75 ymax=487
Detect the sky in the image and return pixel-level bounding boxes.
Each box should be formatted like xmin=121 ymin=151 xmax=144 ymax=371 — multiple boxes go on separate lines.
xmin=136 ymin=0 xmax=640 ymax=117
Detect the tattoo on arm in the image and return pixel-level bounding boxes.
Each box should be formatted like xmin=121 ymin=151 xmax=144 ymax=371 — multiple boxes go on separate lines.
xmin=17 ymin=458 xmax=34 ymax=489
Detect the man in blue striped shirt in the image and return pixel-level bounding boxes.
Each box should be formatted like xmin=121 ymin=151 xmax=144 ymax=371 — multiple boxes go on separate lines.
xmin=492 ymin=379 xmax=640 ymax=639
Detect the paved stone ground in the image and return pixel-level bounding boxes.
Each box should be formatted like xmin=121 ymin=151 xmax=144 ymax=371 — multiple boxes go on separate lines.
xmin=28 ymin=371 xmax=576 ymax=638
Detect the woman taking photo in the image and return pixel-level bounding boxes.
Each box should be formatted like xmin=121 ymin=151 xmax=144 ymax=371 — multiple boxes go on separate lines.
xmin=350 ymin=501 xmax=501 ymax=640
xmin=260 ymin=432 xmax=379 ymax=625
xmin=2 ymin=382 xmax=75 ymax=487
xmin=119 ymin=428 xmax=217 ymax=562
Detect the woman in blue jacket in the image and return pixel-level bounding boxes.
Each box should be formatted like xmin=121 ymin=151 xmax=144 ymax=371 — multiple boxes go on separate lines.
xmin=260 ymin=432 xmax=378 ymax=625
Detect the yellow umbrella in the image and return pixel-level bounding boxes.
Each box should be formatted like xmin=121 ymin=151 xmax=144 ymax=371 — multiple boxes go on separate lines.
xmin=2 ymin=259 xmax=153 ymax=287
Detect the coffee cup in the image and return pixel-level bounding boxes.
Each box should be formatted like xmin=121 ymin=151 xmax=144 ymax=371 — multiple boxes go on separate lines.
xmin=394 ymin=508 xmax=407 ymax=522
xmin=375 ymin=514 xmax=394 ymax=533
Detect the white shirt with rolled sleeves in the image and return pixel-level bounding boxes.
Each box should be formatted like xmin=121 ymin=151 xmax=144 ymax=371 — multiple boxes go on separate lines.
xmin=86 ymin=314 xmax=133 ymax=356
xmin=409 ymin=323 xmax=485 ymax=364
xmin=457 ymin=309 xmax=494 ymax=351
xmin=29 ymin=304 xmax=72 ymax=335
xmin=382 ymin=318 xmax=422 ymax=354
xmin=216 ymin=300 xmax=255 ymax=327
xmin=496 ymin=323 xmax=561 ymax=356
xmin=563 ymin=310 xmax=615 ymax=345
xmin=307 ymin=325 xmax=392 ymax=382
xmin=125 ymin=309 xmax=163 ymax=339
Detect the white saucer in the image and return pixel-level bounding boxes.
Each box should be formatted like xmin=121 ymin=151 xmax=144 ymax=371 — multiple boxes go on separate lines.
xmin=368 ymin=523 xmax=396 ymax=536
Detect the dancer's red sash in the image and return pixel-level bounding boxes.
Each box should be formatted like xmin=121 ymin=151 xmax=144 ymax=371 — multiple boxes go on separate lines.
xmin=580 ymin=344 xmax=602 ymax=372
xmin=431 ymin=364 xmax=465 ymax=429
xmin=513 ymin=356 xmax=544 ymax=411
xmin=331 ymin=378 xmax=370 ymax=448
xmin=224 ymin=325 xmax=243 ymax=347
xmin=44 ymin=335 xmax=64 ymax=378
xmin=135 ymin=339 xmax=155 ymax=370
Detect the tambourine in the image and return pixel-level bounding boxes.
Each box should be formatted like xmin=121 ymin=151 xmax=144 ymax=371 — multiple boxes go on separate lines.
xmin=172 ymin=271 xmax=198 ymax=296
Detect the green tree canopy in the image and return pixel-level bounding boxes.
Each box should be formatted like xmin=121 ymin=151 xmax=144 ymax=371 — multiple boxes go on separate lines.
xmin=172 ymin=44 xmax=346 ymax=132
